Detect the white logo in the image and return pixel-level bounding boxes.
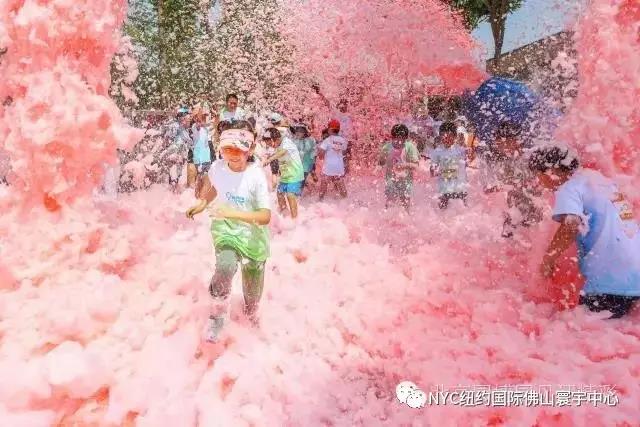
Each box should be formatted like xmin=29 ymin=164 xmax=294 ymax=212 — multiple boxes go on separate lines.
xmin=396 ymin=381 xmax=427 ymax=409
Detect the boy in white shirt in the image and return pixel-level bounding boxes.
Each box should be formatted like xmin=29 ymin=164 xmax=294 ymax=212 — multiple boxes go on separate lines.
xmin=530 ymin=144 xmax=640 ymax=318
xmin=317 ymin=120 xmax=348 ymax=201
xmin=429 ymin=122 xmax=469 ymax=209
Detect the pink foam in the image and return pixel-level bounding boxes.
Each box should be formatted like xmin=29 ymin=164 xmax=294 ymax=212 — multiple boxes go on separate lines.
xmin=0 ymin=0 xmax=142 ymax=211
xmin=1 ymin=0 xmax=639 ymax=425
xmin=556 ymin=0 xmax=640 ymax=183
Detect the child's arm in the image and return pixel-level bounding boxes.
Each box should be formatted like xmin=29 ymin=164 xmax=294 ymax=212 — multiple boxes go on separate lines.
xmin=398 ymin=161 xmax=419 ymax=171
xmin=317 ymin=142 xmax=327 ymax=160
xmin=186 ymin=176 xmax=217 ymax=219
xmin=540 ymin=215 xmax=580 ymax=277
xmin=312 ymin=84 xmax=331 ymax=109
xmin=262 ymin=148 xmax=287 ymax=166
xmin=210 ymin=206 xmax=271 ymax=226
xmin=399 ymin=148 xmax=419 ymax=170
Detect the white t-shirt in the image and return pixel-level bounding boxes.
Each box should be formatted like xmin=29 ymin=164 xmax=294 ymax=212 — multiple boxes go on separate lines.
xmin=429 ymin=145 xmax=468 ymax=194
xmin=219 ymin=107 xmax=246 ymax=122
xmin=208 ymin=161 xmax=271 ymax=213
xmin=553 ymin=169 xmax=640 ymax=296
xmin=319 ymin=135 xmax=348 ymax=177
xmin=278 ymin=139 xmax=304 ymax=183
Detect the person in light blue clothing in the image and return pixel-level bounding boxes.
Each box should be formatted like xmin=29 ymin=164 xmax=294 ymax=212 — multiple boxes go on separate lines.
xmin=160 ymin=107 xmax=191 ymax=191
xmin=530 ymin=144 xmax=640 ymax=318
xmin=191 ymin=109 xmax=212 ymax=176
xmin=429 ymin=122 xmax=468 ymax=209
xmin=290 ymin=122 xmax=317 ymax=190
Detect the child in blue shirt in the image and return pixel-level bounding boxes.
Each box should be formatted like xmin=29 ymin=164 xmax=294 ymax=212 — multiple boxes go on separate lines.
xmin=530 ymin=144 xmax=640 ymax=318
xmin=429 ymin=122 xmax=468 ymax=209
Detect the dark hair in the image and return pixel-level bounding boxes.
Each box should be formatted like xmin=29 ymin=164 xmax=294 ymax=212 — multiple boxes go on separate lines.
xmin=528 ymin=145 xmax=580 ymax=173
xmin=218 ymin=119 xmax=256 ymax=137
xmin=226 ymin=93 xmax=239 ymax=102
xmin=321 ymin=128 xmax=330 ymax=140
xmin=290 ymin=123 xmax=310 ymax=138
xmin=391 ymin=124 xmax=409 ymax=138
xmin=496 ymin=121 xmax=522 ymax=138
xmin=266 ymin=127 xmax=281 ymax=140
xmin=439 ymin=121 xmax=456 ymax=135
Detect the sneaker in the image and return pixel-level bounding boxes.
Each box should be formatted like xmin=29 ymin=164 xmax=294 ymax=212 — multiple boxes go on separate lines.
xmin=205 ymin=316 xmax=225 ymax=343
xmin=246 ymin=312 xmax=260 ymax=328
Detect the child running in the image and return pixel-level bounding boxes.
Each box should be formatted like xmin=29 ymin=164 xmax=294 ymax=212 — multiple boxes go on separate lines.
xmin=530 ymin=143 xmax=640 ymax=318
xmin=290 ymin=122 xmax=317 ymax=191
xmin=191 ymin=109 xmax=213 ymax=188
xmin=186 ymin=120 xmax=271 ymax=342
xmin=262 ymin=127 xmax=305 ymax=219
xmin=378 ymin=124 xmax=420 ymax=210
xmin=485 ymin=121 xmax=543 ymax=238
xmin=429 ymin=121 xmax=468 ymax=209
xmin=317 ymin=120 xmax=348 ymax=201
xmin=162 ymin=107 xmax=191 ymax=192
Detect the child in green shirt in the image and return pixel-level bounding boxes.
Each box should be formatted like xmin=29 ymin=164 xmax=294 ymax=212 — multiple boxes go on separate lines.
xmin=262 ymin=127 xmax=305 ymax=219
xmin=186 ymin=121 xmax=271 ymax=342
xmin=379 ymin=124 xmax=420 ymax=211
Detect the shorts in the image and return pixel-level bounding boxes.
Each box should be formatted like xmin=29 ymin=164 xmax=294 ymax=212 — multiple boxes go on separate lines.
xmin=439 ymin=192 xmax=467 ymax=209
xmin=196 ymin=162 xmax=212 ymax=175
xmin=385 ymin=179 xmax=413 ymax=200
xmin=277 ymin=181 xmax=303 ymax=196
xmin=270 ymin=160 xmax=280 ymax=175
xmin=579 ymin=294 xmax=639 ymax=318
xmin=187 ymin=148 xmax=194 ymax=163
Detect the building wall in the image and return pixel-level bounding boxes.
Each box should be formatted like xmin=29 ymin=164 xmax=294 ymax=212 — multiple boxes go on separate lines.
xmin=486 ymin=31 xmax=578 ymax=112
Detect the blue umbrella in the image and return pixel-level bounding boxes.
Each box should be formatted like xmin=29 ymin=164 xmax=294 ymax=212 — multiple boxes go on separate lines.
xmin=463 ymin=77 xmax=560 ymax=148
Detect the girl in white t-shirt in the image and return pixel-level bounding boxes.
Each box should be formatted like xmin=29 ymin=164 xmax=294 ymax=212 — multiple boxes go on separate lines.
xmin=186 ymin=121 xmax=272 ymax=342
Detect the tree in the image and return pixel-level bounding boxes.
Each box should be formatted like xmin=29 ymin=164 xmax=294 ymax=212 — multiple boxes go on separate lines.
xmin=448 ymin=0 xmax=523 ymax=61
xmin=111 ymin=0 xmax=293 ymax=113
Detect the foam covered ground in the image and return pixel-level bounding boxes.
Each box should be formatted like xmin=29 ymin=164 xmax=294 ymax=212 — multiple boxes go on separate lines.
xmin=1 ymin=167 xmax=639 ymax=426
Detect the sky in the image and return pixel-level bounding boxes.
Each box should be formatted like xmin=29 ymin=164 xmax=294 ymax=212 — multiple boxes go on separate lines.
xmin=472 ymin=0 xmax=587 ymax=59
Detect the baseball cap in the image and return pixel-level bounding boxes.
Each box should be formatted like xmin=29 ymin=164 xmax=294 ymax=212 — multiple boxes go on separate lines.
xmin=328 ymin=119 xmax=341 ymax=130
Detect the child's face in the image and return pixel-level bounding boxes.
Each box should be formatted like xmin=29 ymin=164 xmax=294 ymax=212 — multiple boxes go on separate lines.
xmin=536 ymin=169 xmax=565 ymax=191
xmin=226 ymin=98 xmax=238 ymax=111
xmin=295 ymin=130 xmax=305 ymax=139
xmin=496 ymin=136 xmax=520 ymax=155
xmin=263 ymin=137 xmax=277 ymax=148
xmin=194 ymin=113 xmax=206 ymax=125
xmin=221 ymin=147 xmax=250 ymax=170
xmin=441 ymin=132 xmax=455 ymax=147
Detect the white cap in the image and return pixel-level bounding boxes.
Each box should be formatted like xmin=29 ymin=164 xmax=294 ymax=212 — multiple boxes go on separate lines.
xmin=269 ymin=112 xmax=283 ymax=123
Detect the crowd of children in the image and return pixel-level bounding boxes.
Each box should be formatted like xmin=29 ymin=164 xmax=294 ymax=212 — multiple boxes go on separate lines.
xmin=174 ymin=93 xmax=640 ymax=342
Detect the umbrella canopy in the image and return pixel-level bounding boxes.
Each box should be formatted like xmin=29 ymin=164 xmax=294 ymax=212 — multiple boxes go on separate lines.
xmin=463 ymin=77 xmax=560 ymax=147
